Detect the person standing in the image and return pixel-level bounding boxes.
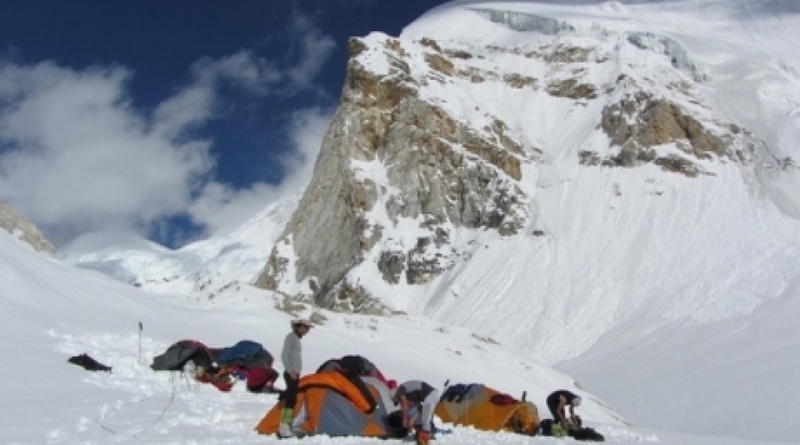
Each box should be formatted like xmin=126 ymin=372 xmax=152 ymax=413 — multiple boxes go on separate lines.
xmin=278 ymin=318 xmax=313 ymax=438
xmin=546 ymin=389 xmax=582 ymax=432
xmin=391 ymin=380 xmax=440 ymax=445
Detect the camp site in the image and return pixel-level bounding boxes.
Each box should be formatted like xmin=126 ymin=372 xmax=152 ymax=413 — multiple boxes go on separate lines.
xmin=3 ymin=226 xmax=791 ymax=445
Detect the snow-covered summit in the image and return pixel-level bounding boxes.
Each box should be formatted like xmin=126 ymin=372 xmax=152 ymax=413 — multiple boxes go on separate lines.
xmin=255 ymin=0 xmax=800 ymax=360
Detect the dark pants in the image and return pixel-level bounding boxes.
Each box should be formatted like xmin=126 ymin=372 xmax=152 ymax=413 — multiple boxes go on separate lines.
xmin=546 ymin=393 xmax=565 ymax=424
xmin=282 ymin=371 xmax=299 ymax=409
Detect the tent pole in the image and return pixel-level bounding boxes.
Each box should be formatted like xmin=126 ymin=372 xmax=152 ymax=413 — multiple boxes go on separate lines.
xmin=138 ymin=321 xmax=143 ymax=364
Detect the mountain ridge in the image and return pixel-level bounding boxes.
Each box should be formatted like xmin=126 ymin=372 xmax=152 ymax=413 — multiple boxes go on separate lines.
xmin=253 ymin=0 xmax=800 ymax=362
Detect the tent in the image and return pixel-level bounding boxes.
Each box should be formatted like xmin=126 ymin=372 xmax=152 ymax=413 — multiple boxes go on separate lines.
xmin=435 ymin=383 xmax=539 ymax=436
xmin=255 ymin=372 xmax=402 ymax=438
xmin=150 ymin=339 xmax=277 ymax=393
xmin=316 ymin=354 xmax=395 ymax=388
xmin=151 ymin=339 xmax=272 ymax=371
xmin=150 ymin=340 xmax=217 ymax=371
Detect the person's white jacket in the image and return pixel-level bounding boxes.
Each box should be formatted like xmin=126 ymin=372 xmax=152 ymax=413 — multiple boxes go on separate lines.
xmin=281 ymin=331 xmax=302 ymax=375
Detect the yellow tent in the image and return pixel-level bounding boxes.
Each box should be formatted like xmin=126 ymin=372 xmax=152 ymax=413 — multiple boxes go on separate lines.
xmin=435 ymin=383 xmax=539 ymax=435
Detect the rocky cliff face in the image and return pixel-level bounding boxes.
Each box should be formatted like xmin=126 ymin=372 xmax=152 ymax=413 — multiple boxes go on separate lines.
xmin=255 ymin=5 xmax=781 ymax=315
xmin=255 ymin=35 xmax=535 ymax=312
xmin=0 ymin=203 xmax=55 ymax=255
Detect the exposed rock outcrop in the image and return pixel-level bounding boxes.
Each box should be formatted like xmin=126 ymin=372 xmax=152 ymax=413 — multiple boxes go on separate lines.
xmin=588 ymin=90 xmax=763 ymax=177
xmin=255 ymin=35 xmax=533 ymax=311
xmin=0 ymin=203 xmax=55 ymax=254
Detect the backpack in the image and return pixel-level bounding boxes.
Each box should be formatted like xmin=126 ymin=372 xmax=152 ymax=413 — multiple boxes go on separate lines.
xmin=490 ymin=393 xmax=518 ymax=405
xmin=246 ymin=367 xmax=279 ymax=392
xmin=441 ymin=383 xmax=479 ymax=402
xmin=539 ymin=419 xmax=554 ymax=436
xmin=570 ymin=427 xmax=605 ymax=442
xmin=339 ymin=355 xmax=370 ymax=375
xmin=215 ymin=340 xmax=271 ymax=368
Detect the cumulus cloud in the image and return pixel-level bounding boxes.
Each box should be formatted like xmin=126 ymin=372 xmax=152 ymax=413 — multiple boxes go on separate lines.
xmin=282 ymin=106 xmax=336 ymax=191
xmin=0 ymin=10 xmax=336 ymax=248
xmin=0 ymin=61 xmax=215 ymax=246
xmin=187 ymin=106 xmax=333 ymax=236
xmin=153 ymin=50 xmax=280 ymax=139
xmin=0 ymin=61 xmax=327 ymax=246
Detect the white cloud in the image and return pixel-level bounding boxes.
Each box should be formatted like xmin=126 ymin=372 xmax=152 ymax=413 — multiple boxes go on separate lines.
xmin=188 ymin=106 xmax=333 ymax=235
xmin=281 ymin=106 xmax=335 ymax=191
xmin=0 ymin=61 xmax=214 ymax=245
xmin=285 ymin=12 xmax=338 ymax=91
xmin=0 ymin=54 xmax=308 ymax=246
xmin=0 ymin=11 xmax=336 ymax=247
xmin=186 ymin=182 xmax=277 ymax=236
xmin=154 ymin=50 xmax=281 ymax=139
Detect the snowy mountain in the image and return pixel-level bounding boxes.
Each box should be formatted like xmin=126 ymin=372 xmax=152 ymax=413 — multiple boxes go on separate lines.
xmin=52 ymin=0 xmax=800 ymax=443
xmin=255 ymin=0 xmax=800 ymax=362
xmin=61 ymin=196 xmax=299 ymax=299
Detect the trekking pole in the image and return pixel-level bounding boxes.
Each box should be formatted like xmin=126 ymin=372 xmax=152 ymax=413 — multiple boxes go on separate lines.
xmin=138 ymin=322 xmax=143 ymax=365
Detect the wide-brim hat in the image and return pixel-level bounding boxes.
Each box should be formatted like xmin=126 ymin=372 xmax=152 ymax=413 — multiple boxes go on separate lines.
xmin=291 ymin=318 xmax=314 ymax=328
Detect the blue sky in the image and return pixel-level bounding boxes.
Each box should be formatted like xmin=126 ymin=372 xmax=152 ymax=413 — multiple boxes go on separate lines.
xmin=0 ymin=0 xmax=451 ymax=248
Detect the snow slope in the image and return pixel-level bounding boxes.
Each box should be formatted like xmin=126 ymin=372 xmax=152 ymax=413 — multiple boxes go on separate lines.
xmin=3 ymin=224 xmax=794 ymax=444
xmin=561 ymin=288 xmax=800 ymax=439
xmin=388 ymin=0 xmax=800 ymax=359
xmin=3 ymin=230 xmax=624 ymax=444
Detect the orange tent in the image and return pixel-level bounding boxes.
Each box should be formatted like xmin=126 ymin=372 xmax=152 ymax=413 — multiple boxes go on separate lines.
xmin=435 ymin=383 xmax=539 ymax=435
xmin=255 ymin=372 xmax=399 ymax=438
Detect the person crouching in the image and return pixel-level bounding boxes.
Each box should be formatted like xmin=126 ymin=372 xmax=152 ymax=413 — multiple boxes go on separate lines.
xmin=391 ymin=380 xmax=440 ymax=445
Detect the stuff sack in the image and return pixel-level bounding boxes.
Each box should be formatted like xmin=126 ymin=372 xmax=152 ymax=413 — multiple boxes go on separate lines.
xmin=571 ymin=427 xmax=605 ymax=442
xmin=68 ymin=353 xmax=112 ymax=372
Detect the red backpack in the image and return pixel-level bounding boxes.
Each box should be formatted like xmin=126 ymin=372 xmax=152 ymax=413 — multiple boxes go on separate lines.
xmin=490 ymin=393 xmax=518 ymax=406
